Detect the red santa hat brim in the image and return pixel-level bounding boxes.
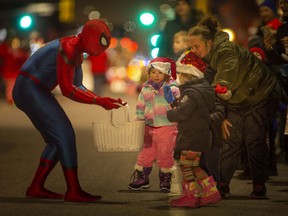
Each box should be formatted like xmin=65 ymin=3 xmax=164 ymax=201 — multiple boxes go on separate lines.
xmin=146 ymin=57 xmax=177 ymax=79
xmin=176 ymin=52 xmax=205 ymax=78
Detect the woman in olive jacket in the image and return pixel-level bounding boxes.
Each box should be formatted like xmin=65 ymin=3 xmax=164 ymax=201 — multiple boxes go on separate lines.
xmin=189 ymin=16 xmax=278 ymax=199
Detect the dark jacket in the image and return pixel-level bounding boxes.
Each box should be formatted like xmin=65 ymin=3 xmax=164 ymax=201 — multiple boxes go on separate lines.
xmin=265 ymin=17 xmax=288 ymax=103
xmin=167 ymin=78 xmax=215 ymax=159
xmin=204 ymin=31 xmax=277 ymax=110
xmin=205 ymin=67 xmax=226 ymax=148
xmin=265 ymin=16 xmax=288 ymax=65
xmin=158 ymin=9 xmax=203 ymax=59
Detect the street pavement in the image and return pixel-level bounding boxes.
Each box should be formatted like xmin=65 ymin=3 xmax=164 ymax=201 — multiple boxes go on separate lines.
xmin=0 ymin=89 xmax=287 ymax=216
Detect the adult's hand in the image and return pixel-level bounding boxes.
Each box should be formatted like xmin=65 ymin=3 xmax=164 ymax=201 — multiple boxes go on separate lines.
xmin=263 ymin=33 xmax=276 ymax=50
xmin=222 ymin=119 xmax=232 ymax=140
xmin=281 ymin=36 xmax=288 ymax=54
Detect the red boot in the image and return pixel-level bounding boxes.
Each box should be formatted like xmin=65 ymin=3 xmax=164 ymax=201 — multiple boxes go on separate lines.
xmin=198 ymin=176 xmax=221 ymax=206
xmin=26 ymin=158 xmax=64 ymax=199
xmin=170 ymin=181 xmax=201 ymax=208
xmin=62 ymin=166 xmax=102 ymax=202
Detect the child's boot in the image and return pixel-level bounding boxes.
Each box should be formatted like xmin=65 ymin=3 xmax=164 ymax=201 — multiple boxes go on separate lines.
xmin=170 ymin=181 xmax=201 ymax=208
xmin=159 ymin=168 xmax=173 ymax=193
xmin=198 ymin=176 xmax=221 ymax=206
xmin=128 ymin=165 xmax=152 ymax=190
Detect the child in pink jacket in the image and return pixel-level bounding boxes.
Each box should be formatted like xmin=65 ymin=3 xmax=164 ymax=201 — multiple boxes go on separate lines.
xmin=128 ymin=57 xmax=180 ymax=192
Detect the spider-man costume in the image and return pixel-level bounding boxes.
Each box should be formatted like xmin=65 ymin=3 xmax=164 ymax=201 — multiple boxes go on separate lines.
xmin=12 ymin=19 xmax=125 ymax=202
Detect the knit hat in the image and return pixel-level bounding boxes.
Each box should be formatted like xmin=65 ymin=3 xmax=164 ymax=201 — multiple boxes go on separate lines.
xmin=177 ymin=0 xmax=192 ymax=5
xmin=249 ymin=47 xmax=266 ymax=62
xmin=257 ymin=0 xmax=278 ymax=15
xmin=176 ymin=51 xmax=207 ymax=78
xmin=146 ymin=57 xmax=177 ymax=79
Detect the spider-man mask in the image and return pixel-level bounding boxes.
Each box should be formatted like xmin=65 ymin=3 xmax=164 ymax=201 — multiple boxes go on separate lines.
xmin=78 ymin=19 xmax=111 ymax=56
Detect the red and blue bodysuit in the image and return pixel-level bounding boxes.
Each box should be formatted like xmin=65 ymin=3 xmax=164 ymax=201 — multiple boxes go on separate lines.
xmin=12 ymin=19 xmax=125 ymax=202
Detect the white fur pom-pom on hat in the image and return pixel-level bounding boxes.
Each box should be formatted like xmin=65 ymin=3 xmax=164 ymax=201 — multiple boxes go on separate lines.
xmin=176 ymin=51 xmax=207 ymax=78
xmin=146 ymin=57 xmax=177 ymax=80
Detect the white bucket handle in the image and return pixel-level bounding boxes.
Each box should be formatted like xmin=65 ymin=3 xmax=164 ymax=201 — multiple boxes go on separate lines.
xmin=110 ymin=104 xmax=131 ymax=128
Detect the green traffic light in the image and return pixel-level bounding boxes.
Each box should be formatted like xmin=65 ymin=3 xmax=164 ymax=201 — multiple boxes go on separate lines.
xmin=150 ymin=34 xmax=160 ymax=47
xmin=19 ymin=15 xmax=32 ymax=29
xmin=139 ymin=12 xmax=155 ymax=26
xmin=151 ymin=47 xmax=159 ymax=58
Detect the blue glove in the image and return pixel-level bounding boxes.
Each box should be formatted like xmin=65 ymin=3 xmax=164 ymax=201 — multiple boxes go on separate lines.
xmin=163 ymin=85 xmax=175 ymax=104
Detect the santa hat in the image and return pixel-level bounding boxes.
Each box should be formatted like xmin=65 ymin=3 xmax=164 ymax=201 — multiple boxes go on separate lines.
xmin=249 ymin=47 xmax=266 ymax=61
xmin=146 ymin=57 xmax=177 ymax=79
xmin=176 ymin=51 xmax=207 ymax=78
xmin=257 ymin=0 xmax=278 ymax=15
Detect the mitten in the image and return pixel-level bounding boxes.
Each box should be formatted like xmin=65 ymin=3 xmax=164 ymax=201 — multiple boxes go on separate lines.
xmin=214 ymin=84 xmax=227 ymax=94
xmin=163 ymin=85 xmax=175 ymax=104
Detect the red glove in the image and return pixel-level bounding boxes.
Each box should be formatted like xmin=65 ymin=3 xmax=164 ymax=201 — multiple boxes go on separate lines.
xmin=95 ymin=97 xmax=127 ymax=110
xmin=214 ymin=84 xmax=227 ymax=94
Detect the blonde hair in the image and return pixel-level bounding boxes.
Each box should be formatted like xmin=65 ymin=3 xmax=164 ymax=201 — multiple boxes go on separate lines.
xmin=188 ymin=16 xmax=220 ymax=42
xmin=178 ymin=73 xmax=195 ymax=85
xmin=174 ymin=31 xmax=189 ymax=44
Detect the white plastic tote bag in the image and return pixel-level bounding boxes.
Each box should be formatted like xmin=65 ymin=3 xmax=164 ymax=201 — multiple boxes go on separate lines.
xmin=92 ymin=105 xmax=145 ymax=152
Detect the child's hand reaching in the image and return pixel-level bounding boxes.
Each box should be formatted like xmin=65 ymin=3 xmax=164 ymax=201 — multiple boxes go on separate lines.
xmin=163 ymin=85 xmax=175 ymax=104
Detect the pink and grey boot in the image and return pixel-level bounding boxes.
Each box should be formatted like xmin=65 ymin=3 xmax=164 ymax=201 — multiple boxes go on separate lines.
xmin=197 ymin=176 xmax=221 ymax=206
xmin=170 ymin=181 xmax=201 ymax=208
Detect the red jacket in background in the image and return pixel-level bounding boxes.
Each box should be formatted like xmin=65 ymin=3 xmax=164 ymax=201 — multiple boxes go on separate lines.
xmin=87 ymin=52 xmax=109 ymax=75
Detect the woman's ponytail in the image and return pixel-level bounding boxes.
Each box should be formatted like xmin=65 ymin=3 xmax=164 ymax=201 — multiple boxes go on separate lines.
xmin=189 ymin=16 xmax=220 ymax=41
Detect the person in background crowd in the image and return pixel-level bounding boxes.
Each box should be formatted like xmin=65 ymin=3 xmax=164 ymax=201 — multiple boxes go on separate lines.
xmin=256 ymin=0 xmax=282 ymax=37
xmin=87 ymin=51 xmax=109 ymax=96
xmin=238 ymin=47 xmax=279 ymax=180
xmin=248 ymin=0 xmax=282 ymax=50
xmin=128 ymin=57 xmax=180 ymax=193
xmin=172 ymin=31 xmax=190 ymax=61
xmin=189 ymin=16 xmax=278 ymax=199
xmin=158 ymin=0 xmax=203 ymax=59
xmin=263 ymin=0 xmax=288 ymax=162
xmin=1 ymin=38 xmax=29 ymax=104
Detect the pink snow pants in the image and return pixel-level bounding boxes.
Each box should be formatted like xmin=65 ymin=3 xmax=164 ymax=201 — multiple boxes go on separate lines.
xmin=137 ymin=125 xmax=177 ymax=169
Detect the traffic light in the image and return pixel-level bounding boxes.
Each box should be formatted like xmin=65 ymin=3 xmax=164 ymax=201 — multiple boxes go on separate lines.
xmin=151 ymin=48 xmax=159 ymax=58
xmin=150 ymin=34 xmax=160 ymax=58
xmin=19 ymin=15 xmax=33 ymax=29
xmin=150 ymin=34 xmax=160 ymax=47
xmin=139 ymin=12 xmax=155 ymax=26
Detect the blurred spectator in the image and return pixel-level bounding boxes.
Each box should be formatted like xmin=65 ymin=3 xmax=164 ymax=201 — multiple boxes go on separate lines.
xmin=0 ymin=40 xmax=9 ymax=99
xmin=238 ymin=47 xmax=280 ymax=180
xmin=0 ymin=38 xmax=29 ymax=104
xmin=263 ymin=0 xmax=288 ymax=162
xmin=172 ymin=30 xmax=190 ymax=61
xmin=158 ymin=0 xmax=203 ymax=59
xmin=87 ymin=52 xmax=109 ymax=96
xmin=249 ymin=0 xmax=282 ymax=49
